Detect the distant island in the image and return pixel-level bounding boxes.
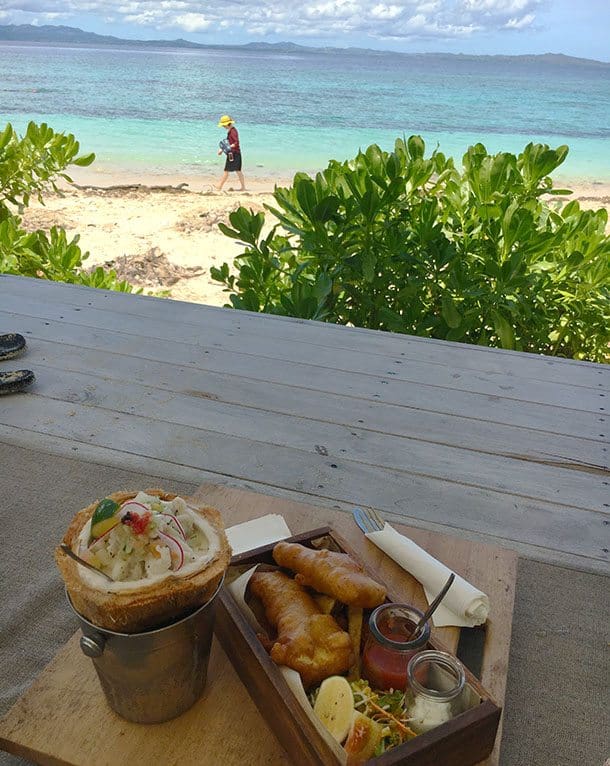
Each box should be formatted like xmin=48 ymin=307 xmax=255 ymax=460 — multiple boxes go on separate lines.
xmin=1 ymin=23 xmax=608 ymax=67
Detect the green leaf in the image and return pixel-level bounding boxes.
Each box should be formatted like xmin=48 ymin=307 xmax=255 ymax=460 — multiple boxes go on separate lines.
xmin=492 ymin=311 xmax=515 ymax=349
xmin=295 ymin=178 xmax=318 ymax=220
xmin=441 ymin=295 xmax=462 ymax=328
xmin=0 ymin=123 xmax=13 ymax=151
xmin=218 ymin=222 xmax=243 ymax=240
xmin=73 ymin=152 xmax=95 ymax=167
xmin=313 ymin=196 xmax=340 ymax=223
xmin=407 ymin=135 xmax=425 ymax=160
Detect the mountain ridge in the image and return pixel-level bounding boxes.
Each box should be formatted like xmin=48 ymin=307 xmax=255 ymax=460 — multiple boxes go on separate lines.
xmin=0 ymin=24 xmax=608 ymax=67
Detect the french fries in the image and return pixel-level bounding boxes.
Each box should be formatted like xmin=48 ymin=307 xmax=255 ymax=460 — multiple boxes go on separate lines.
xmin=347 ymin=606 xmax=363 ymax=680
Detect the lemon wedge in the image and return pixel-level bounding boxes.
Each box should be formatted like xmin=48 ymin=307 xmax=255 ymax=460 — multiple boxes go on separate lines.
xmin=313 ymin=675 xmax=354 ymax=743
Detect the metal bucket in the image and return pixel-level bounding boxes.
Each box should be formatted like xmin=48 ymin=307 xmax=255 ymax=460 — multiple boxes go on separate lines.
xmin=67 ymin=577 xmax=223 ymax=724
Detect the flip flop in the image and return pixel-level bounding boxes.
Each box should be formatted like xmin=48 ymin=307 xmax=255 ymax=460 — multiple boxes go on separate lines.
xmin=0 ymin=370 xmax=35 ymax=395
xmin=0 ymin=333 xmax=26 ymax=361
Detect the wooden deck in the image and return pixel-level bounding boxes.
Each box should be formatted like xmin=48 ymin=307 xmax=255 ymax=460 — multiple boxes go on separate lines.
xmin=1 ymin=274 xmax=608 ymax=573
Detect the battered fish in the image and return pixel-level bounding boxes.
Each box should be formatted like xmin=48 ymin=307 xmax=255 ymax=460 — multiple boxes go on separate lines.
xmin=250 ymin=570 xmax=353 ymax=688
xmin=273 ymin=541 xmax=386 ymax=609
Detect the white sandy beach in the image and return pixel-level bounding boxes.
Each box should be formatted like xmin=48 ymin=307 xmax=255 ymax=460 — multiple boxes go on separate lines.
xmin=20 ymin=166 xmax=610 ymax=307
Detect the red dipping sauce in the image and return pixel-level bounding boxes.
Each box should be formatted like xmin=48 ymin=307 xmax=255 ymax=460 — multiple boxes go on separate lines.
xmin=362 ymin=604 xmax=430 ymax=692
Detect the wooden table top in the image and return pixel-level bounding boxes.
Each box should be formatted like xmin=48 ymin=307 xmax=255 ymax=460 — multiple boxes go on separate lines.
xmin=0 ymin=484 xmax=517 ymax=766
xmin=0 ymin=275 xmax=607 ymax=575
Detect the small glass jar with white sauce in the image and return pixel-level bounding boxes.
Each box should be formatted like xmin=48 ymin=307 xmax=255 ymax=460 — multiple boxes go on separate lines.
xmin=406 ymin=650 xmax=466 ymax=733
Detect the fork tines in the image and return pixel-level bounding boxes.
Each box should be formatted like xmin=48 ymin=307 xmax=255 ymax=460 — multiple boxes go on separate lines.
xmin=352 ymin=507 xmax=385 ymax=534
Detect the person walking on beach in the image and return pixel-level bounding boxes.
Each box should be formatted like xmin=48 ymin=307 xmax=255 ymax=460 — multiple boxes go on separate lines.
xmin=216 ymin=115 xmax=246 ymax=191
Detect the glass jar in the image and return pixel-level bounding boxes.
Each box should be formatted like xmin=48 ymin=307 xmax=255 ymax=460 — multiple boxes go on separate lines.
xmin=406 ymin=650 xmax=466 ymax=733
xmin=361 ymin=604 xmax=430 ymax=692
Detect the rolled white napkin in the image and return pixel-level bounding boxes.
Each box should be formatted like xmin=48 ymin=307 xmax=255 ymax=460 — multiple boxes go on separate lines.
xmin=226 ymin=514 xmax=292 ymax=556
xmin=366 ymin=523 xmax=489 ymax=627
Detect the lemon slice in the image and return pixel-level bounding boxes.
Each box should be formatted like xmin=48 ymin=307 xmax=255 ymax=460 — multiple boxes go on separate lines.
xmin=313 ymin=675 xmax=354 ymax=743
xmin=89 ymin=498 xmax=120 ymax=541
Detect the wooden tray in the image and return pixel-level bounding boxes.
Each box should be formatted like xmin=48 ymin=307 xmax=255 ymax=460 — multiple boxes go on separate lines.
xmin=0 ymin=483 xmax=517 ymax=766
xmin=216 ymin=526 xmax=501 ymax=766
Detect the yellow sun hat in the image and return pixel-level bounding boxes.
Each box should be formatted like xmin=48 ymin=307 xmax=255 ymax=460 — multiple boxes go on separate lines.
xmin=217 ymin=115 xmax=234 ymax=127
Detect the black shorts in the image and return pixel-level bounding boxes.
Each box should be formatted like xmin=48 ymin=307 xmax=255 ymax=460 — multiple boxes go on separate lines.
xmin=225 ymin=151 xmax=242 ymax=172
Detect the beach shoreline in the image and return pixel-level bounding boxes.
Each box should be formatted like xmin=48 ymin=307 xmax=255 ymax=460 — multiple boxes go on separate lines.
xmin=65 ymin=162 xmax=610 ymax=194
xmin=20 ymin=165 xmax=610 ymax=308
xmin=65 ymin=165 xmax=295 ymax=193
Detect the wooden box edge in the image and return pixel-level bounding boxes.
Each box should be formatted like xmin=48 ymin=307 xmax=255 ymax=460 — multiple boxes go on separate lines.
xmin=216 ymin=526 xmax=502 ymax=766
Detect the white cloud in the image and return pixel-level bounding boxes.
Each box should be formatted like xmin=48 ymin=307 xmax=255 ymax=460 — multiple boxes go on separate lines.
xmin=384 ymin=11 xmax=481 ymax=38
xmin=173 ymin=12 xmax=210 ymax=31
xmin=461 ymin=0 xmax=531 ymax=11
xmin=305 ymin=1 xmax=360 ymax=21
xmin=0 ymin=0 xmax=545 ymax=41
xmin=371 ymin=4 xmax=403 ymax=20
xmin=504 ymin=11 xmax=535 ymax=28
xmin=416 ymin=1 xmax=441 ymax=11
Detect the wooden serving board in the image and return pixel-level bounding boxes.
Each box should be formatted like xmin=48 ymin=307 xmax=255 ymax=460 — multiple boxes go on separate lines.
xmin=0 ymin=484 xmax=518 ymax=766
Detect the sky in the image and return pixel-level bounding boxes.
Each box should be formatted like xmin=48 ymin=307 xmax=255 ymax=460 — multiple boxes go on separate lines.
xmin=0 ymin=0 xmax=609 ymax=61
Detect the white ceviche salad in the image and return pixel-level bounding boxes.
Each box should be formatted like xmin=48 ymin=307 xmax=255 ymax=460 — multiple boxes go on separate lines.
xmin=77 ymin=491 xmax=218 ymax=584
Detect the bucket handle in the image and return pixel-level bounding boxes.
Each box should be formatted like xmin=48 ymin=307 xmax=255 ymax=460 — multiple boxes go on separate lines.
xmin=80 ymin=632 xmax=106 ymax=657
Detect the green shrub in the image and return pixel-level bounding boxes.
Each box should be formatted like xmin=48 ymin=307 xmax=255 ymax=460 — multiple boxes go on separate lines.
xmin=212 ymin=137 xmax=610 ymax=362
xmin=0 ymin=121 xmax=136 ymax=292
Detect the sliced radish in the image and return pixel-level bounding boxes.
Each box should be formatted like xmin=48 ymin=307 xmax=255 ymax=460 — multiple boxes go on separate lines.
xmin=157 ymin=531 xmax=185 ymax=571
xmin=158 ymin=513 xmax=186 ymax=540
xmin=119 ymin=500 xmax=149 ymax=515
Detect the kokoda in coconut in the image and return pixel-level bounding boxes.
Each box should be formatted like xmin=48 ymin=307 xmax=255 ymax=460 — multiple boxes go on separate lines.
xmin=55 ymin=489 xmax=231 ymax=632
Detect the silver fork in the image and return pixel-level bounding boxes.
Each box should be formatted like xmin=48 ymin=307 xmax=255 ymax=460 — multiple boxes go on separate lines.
xmin=352 ymin=506 xmax=386 ymax=534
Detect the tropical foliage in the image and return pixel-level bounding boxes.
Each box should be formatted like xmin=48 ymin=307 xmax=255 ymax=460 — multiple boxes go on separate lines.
xmin=212 ymin=137 xmax=610 ymax=362
xmin=0 ymin=121 xmax=135 ymax=291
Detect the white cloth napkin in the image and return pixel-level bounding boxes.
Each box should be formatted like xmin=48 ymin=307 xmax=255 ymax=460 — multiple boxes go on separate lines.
xmin=226 ymin=514 xmax=292 ymax=556
xmin=366 ymin=523 xmax=489 ymax=627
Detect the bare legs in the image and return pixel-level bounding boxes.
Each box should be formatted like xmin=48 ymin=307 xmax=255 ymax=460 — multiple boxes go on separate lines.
xmin=215 ymin=171 xmax=246 ymax=192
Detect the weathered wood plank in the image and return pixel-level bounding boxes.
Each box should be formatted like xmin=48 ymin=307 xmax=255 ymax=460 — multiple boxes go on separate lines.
xmin=2 ymin=296 xmax=606 ymax=410
xmin=3 ymin=313 xmax=608 ymax=441
xmin=3 ymin=279 xmax=609 ymax=399
xmin=3 ymin=275 xmax=607 ymax=387
xmin=27 ymin=365 xmax=609 ymax=506
xmin=2 ymin=426 xmax=606 ymax=574
xmin=1 ymin=395 xmax=608 ymax=565
xmin=31 ymin=357 xmax=606 ymax=468
xmin=1 ymin=277 xmax=607 ymax=575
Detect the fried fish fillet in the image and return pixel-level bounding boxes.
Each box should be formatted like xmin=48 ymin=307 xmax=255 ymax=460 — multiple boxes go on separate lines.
xmin=250 ymin=570 xmax=353 ymax=688
xmin=273 ymin=541 xmax=386 ymax=609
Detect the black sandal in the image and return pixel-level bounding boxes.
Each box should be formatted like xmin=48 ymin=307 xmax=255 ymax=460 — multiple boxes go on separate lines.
xmin=0 ymin=369 xmax=36 ymax=395
xmin=0 ymin=333 xmax=26 ymax=361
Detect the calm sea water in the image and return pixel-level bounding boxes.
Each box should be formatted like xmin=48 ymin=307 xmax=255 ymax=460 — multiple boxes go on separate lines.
xmin=1 ymin=42 xmax=609 ymax=181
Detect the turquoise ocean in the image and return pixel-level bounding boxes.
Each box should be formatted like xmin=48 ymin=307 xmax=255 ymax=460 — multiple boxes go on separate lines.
xmin=1 ymin=42 xmax=609 ymax=182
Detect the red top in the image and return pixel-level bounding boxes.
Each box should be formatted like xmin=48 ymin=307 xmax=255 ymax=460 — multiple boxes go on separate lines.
xmin=227 ymin=126 xmax=240 ymax=153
